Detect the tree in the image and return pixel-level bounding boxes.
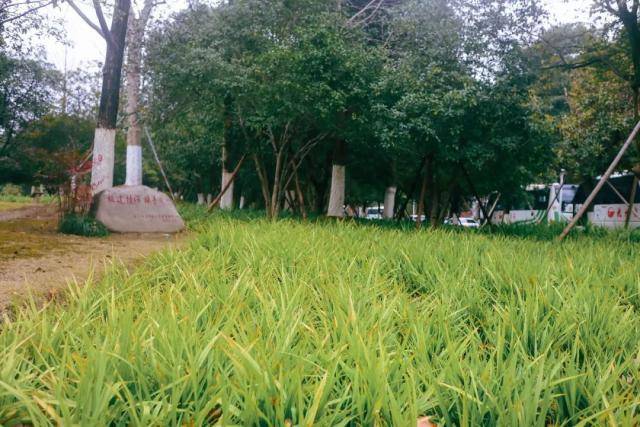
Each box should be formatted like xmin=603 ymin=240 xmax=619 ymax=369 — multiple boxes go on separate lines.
xmin=372 ymin=0 xmax=551 ymax=226
xmin=0 ymin=56 xmax=59 ymax=182
xmin=67 ymin=0 xmax=131 ymax=194
xmin=12 ymin=114 xmax=93 ymax=187
xmin=124 ymin=0 xmax=159 ymax=187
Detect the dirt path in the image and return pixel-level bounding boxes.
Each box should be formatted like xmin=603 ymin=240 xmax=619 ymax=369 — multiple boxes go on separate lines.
xmin=0 ymin=205 xmax=186 ymax=312
xmin=0 ymin=203 xmax=55 ymax=220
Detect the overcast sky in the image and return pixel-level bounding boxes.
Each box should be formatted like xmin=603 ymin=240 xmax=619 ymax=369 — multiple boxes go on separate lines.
xmin=44 ymin=0 xmax=593 ymax=71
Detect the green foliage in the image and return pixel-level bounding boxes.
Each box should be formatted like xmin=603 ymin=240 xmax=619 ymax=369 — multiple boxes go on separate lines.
xmin=1 ymin=216 xmax=639 ymax=424
xmin=558 ymin=67 xmax=636 ymax=178
xmin=0 ymin=183 xmax=22 ymax=196
xmin=58 ymin=213 xmax=109 ymax=237
xmin=10 ymin=114 xmax=94 ymax=185
xmin=146 ymin=0 xmax=553 ymax=216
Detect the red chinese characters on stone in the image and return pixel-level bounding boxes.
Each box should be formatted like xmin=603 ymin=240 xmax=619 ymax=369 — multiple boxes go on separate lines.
xmin=143 ymin=195 xmax=167 ymax=206
xmin=132 ymin=213 xmax=181 ymax=223
xmin=106 ymin=193 xmax=142 ymax=205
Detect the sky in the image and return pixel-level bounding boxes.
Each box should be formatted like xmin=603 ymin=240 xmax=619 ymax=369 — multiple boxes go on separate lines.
xmin=44 ymin=0 xmax=593 ymax=71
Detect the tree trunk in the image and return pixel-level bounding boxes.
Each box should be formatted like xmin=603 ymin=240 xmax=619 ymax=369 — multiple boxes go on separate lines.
xmin=383 ymin=186 xmax=396 ymax=219
xmin=91 ymin=0 xmax=131 ymax=194
xmin=327 ymin=139 xmax=347 ymax=217
xmin=293 ymin=167 xmax=307 ymax=219
xmin=220 ymin=144 xmax=234 ymax=210
xmin=124 ymin=1 xmax=154 ymax=187
xmin=395 ymin=158 xmax=426 ymax=221
xmin=253 ymin=154 xmax=271 ymax=214
xmin=429 ymin=183 xmax=440 ymax=229
xmin=416 ymin=167 xmax=428 ymax=229
xmin=270 ymin=148 xmax=286 ymax=219
xmin=220 ymin=99 xmax=234 ymax=209
xmin=124 ymin=15 xmax=142 ymax=186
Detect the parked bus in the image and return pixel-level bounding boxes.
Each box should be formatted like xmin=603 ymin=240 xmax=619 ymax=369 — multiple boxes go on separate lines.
xmin=489 ymin=184 xmax=579 ymax=225
xmin=572 ymin=174 xmax=640 ymax=229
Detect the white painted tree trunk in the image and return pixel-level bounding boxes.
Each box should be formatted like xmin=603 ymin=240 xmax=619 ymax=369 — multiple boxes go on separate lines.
xmin=383 ymin=186 xmax=397 ymax=219
xmin=327 ymin=164 xmax=346 ymax=217
xmin=239 ymin=195 xmax=246 ymax=209
xmin=124 ymin=1 xmax=154 ymax=187
xmin=90 ymin=127 xmax=116 ymax=193
xmin=220 ymin=170 xmax=234 ymax=209
xmin=197 ymin=193 xmax=205 ymax=205
xmin=125 ymin=145 xmax=142 ymax=185
xmin=206 ymin=193 xmax=213 ymax=205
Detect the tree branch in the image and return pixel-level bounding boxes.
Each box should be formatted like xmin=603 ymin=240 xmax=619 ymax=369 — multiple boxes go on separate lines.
xmin=93 ymin=0 xmax=118 ymax=47
xmin=0 ymin=0 xmax=53 ymax=26
xmin=346 ymin=0 xmax=384 ymax=27
xmin=66 ymin=0 xmax=106 ymax=40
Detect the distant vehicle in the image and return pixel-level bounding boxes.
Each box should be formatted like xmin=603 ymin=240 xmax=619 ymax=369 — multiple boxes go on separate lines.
xmin=458 ymin=217 xmax=479 ymax=228
xmin=573 ymin=174 xmax=640 ymax=229
xmin=365 ymin=206 xmax=384 ymax=220
xmin=445 ymin=217 xmax=480 ymax=228
xmin=490 ymin=183 xmax=578 ymax=225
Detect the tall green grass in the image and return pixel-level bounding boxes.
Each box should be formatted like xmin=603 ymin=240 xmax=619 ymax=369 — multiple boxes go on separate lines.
xmin=1 ymin=215 xmax=639 ymax=425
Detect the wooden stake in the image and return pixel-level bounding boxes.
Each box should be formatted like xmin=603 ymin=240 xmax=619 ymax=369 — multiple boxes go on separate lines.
xmin=207 ymin=154 xmax=247 ymax=212
xmin=625 ymin=175 xmax=639 ymax=228
xmin=559 ymin=119 xmax=640 ymax=241
xmin=143 ymin=125 xmax=176 ymax=203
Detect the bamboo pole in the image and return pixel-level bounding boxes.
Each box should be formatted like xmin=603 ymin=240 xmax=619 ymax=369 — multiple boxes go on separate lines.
xmin=207 ymin=154 xmax=247 ymax=212
xmin=624 ymin=175 xmax=638 ymax=228
xmin=539 ymin=170 xmax=565 ymax=225
xmin=143 ymin=125 xmax=176 ymax=204
xmin=559 ymin=119 xmax=640 ymax=241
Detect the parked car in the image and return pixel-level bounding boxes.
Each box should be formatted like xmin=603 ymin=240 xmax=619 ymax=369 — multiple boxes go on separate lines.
xmin=365 ymin=206 xmax=384 ymax=220
xmin=444 ymin=217 xmax=480 ymax=228
xmin=459 ymin=217 xmax=480 ymax=228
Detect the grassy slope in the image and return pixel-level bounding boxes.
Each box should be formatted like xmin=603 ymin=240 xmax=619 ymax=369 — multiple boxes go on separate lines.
xmin=1 ymin=213 xmax=639 ymax=425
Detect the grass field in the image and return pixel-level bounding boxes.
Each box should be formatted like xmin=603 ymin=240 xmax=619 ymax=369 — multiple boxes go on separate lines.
xmin=1 ymin=211 xmax=639 ymax=425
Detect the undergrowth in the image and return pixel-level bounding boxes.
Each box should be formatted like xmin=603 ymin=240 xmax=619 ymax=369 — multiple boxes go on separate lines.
xmin=58 ymin=213 xmax=109 ymax=237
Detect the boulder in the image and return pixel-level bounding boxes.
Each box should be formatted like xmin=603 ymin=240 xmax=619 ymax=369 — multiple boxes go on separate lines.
xmin=92 ymin=185 xmax=185 ymax=233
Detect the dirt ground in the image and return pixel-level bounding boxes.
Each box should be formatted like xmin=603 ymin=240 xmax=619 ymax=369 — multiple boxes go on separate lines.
xmin=0 ymin=203 xmax=186 ymax=312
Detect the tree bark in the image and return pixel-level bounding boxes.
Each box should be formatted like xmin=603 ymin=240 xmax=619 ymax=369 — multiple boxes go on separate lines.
xmin=293 ymin=166 xmax=308 ymax=219
xmin=383 ymin=186 xmax=397 ymax=219
xmin=327 ymin=139 xmax=347 ymax=217
xmin=208 ymin=154 xmax=246 ymax=211
xmin=91 ymin=0 xmax=131 ymax=194
xmin=270 ymin=147 xmax=286 ymax=219
xmin=220 ymin=99 xmax=234 ymax=209
xmin=429 ymin=182 xmax=440 ymax=229
xmin=383 ymin=159 xmax=397 ymax=219
xmin=253 ymin=154 xmax=271 ymax=215
xmin=416 ymin=164 xmax=429 ymax=229
xmin=395 ymin=158 xmax=426 ymax=221
xmin=220 ymin=144 xmax=234 ymax=210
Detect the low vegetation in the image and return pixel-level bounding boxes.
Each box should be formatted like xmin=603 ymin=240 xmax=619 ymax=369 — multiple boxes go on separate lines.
xmin=1 ymin=214 xmax=638 ymax=425
xmin=57 ymin=213 xmax=109 ymax=238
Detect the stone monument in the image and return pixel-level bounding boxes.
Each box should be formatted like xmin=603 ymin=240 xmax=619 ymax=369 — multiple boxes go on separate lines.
xmin=92 ymin=185 xmax=184 ymax=233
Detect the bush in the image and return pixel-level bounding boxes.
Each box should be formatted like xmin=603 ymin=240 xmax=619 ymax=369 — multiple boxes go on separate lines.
xmin=0 ymin=183 xmax=23 ymax=197
xmin=58 ymin=213 xmax=109 ymax=237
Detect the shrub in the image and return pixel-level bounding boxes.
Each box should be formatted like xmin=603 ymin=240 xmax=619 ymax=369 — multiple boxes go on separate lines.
xmin=0 ymin=183 xmax=23 ymax=196
xmin=58 ymin=213 xmax=109 ymax=237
